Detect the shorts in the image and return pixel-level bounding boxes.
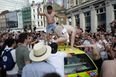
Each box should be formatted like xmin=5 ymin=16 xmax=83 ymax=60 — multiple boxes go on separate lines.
xmin=46 ymin=23 xmax=56 ymax=34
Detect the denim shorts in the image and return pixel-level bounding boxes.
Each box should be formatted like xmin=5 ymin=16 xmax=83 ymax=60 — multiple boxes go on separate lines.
xmin=46 ymin=23 xmax=56 ymax=34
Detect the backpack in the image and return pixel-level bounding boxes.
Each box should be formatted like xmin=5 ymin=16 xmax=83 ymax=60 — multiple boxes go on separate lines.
xmin=2 ymin=49 xmax=15 ymax=71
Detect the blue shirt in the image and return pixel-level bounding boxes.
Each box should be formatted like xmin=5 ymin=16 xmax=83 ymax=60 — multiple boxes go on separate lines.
xmin=22 ymin=61 xmax=56 ymax=77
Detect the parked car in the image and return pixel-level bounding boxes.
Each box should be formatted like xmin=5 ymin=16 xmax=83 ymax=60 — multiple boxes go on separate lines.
xmin=58 ymin=46 xmax=98 ymax=77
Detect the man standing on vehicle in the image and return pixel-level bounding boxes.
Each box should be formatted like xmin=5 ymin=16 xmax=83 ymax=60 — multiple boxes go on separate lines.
xmin=38 ymin=5 xmax=68 ymax=44
xmin=38 ymin=5 xmax=66 ymax=34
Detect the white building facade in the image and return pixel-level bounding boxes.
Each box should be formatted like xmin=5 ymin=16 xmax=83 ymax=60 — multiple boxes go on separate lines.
xmin=0 ymin=13 xmax=7 ymax=32
xmin=31 ymin=1 xmax=46 ymax=31
xmin=17 ymin=11 xmax=23 ymax=30
xmin=10 ymin=11 xmax=23 ymax=32
xmin=66 ymin=0 xmax=116 ymax=32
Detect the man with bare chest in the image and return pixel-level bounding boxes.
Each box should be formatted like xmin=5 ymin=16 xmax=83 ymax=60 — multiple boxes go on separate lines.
xmin=38 ymin=5 xmax=65 ymax=34
xmin=38 ymin=5 xmax=67 ymax=45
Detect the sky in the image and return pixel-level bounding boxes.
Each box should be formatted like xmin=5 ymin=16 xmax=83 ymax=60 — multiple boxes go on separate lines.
xmin=0 ymin=0 xmax=64 ymax=12
xmin=29 ymin=0 xmax=43 ymax=3
xmin=29 ymin=0 xmax=64 ymax=7
xmin=0 ymin=0 xmax=29 ymax=13
xmin=47 ymin=0 xmax=64 ymax=7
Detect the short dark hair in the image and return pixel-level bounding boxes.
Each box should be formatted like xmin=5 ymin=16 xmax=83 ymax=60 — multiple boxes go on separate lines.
xmin=5 ymin=38 xmax=16 ymax=47
xmin=43 ymin=73 xmax=61 ymax=77
xmin=47 ymin=5 xmax=53 ymax=10
xmin=49 ymin=42 xmax=58 ymax=54
xmin=18 ymin=33 xmax=28 ymax=43
xmin=56 ymin=22 xmax=59 ymax=25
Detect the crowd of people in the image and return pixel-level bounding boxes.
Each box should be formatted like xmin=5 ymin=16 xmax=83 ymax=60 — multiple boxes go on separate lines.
xmin=0 ymin=5 xmax=115 ymax=77
xmin=0 ymin=24 xmax=115 ymax=77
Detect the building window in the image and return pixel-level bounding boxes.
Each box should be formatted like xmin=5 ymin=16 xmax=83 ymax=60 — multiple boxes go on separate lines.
xmin=38 ymin=16 xmax=39 ymax=19
xmin=69 ymin=0 xmax=75 ymax=7
xmin=84 ymin=11 xmax=91 ymax=32
xmin=96 ymin=7 xmax=106 ymax=14
xmin=75 ymin=15 xmax=80 ymax=26
xmin=34 ymin=15 xmax=35 ymax=19
xmin=68 ymin=17 xmax=72 ymax=25
xmin=114 ymin=5 xmax=116 ymax=19
xmin=114 ymin=4 xmax=116 ymax=9
xmin=76 ymin=0 xmax=79 ymax=5
xmin=40 ymin=8 xmax=42 ymax=12
xmin=97 ymin=13 xmax=106 ymax=23
xmin=33 ymin=9 xmax=35 ymax=13
xmin=41 ymin=21 xmax=43 ymax=26
xmin=97 ymin=7 xmax=106 ymax=24
xmin=100 ymin=8 xmax=104 ymax=12
xmin=97 ymin=7 xmax=106 ymax=31
xmin=114 ymin=11 xmax=116 ymax=19
xmin=38 ymin=22 xmax=40 ymax=26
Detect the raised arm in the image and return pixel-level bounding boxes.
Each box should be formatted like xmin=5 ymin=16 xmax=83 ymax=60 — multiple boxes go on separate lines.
xmin=55 ymin=13 xmax=67 ymax=19
xmin=38 ymin=13 xmax=46 ymax=16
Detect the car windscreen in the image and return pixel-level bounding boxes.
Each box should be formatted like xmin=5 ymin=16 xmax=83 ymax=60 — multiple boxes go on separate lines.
xmin=64 ymin=54 xmax=96 ymax=74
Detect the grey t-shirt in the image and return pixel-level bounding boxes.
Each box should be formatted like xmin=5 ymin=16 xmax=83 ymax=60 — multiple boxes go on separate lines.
xmin=16 ymin=45 xmax=30 ymax=74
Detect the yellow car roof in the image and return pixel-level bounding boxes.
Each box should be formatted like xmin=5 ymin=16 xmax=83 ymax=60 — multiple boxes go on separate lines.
xmin=58 ymin=46 xmax=85 ymax=54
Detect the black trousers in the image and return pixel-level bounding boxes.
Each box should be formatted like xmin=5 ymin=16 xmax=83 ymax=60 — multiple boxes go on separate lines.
xmin=94 ymin=58 xmax=103 ymax=75
xmin=17 ymin=74 xmax=21 ymax=77
xmin=0 ymin=67 xmax=6 ymax=77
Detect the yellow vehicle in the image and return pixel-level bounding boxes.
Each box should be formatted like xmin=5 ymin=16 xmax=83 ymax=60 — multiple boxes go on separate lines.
xmin=58 ymin=46 xmax=98 ymax=77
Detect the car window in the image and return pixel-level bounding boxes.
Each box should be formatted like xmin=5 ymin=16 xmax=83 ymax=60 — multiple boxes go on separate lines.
xmin=64 ymin=54 xmax=96 ymax=74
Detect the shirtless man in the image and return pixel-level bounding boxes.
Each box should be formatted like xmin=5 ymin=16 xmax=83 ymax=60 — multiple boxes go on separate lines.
xmin=55 ymin=25 xmax=86 ymax=49
xmin=38 ymin=5 xmax=66 ymax=34
xmin=38 ymin=5 xmax=66 ymax=44
xmin=53 ymin=25 xmax=76 ymax=49
xmin=63 ymin=25 xmax=76 ymax=49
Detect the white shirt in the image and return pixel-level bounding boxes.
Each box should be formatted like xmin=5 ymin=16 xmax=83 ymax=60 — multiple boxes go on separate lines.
xmin=83 ymin=40 xmax=91 ymax=45
xmin=102 ymin=40 xmax=108 ymax=44
xmin=62 ymin=28 xmax=69 ymax=43
xmin=47 ymin=52 xmax=67 ymax=77
xmin=4 ymin=47 xmax=18 ymax=75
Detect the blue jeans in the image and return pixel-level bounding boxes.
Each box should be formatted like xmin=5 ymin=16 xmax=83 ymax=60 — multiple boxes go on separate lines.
xmin=46 ymin=23 xmax=56 ymax=34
